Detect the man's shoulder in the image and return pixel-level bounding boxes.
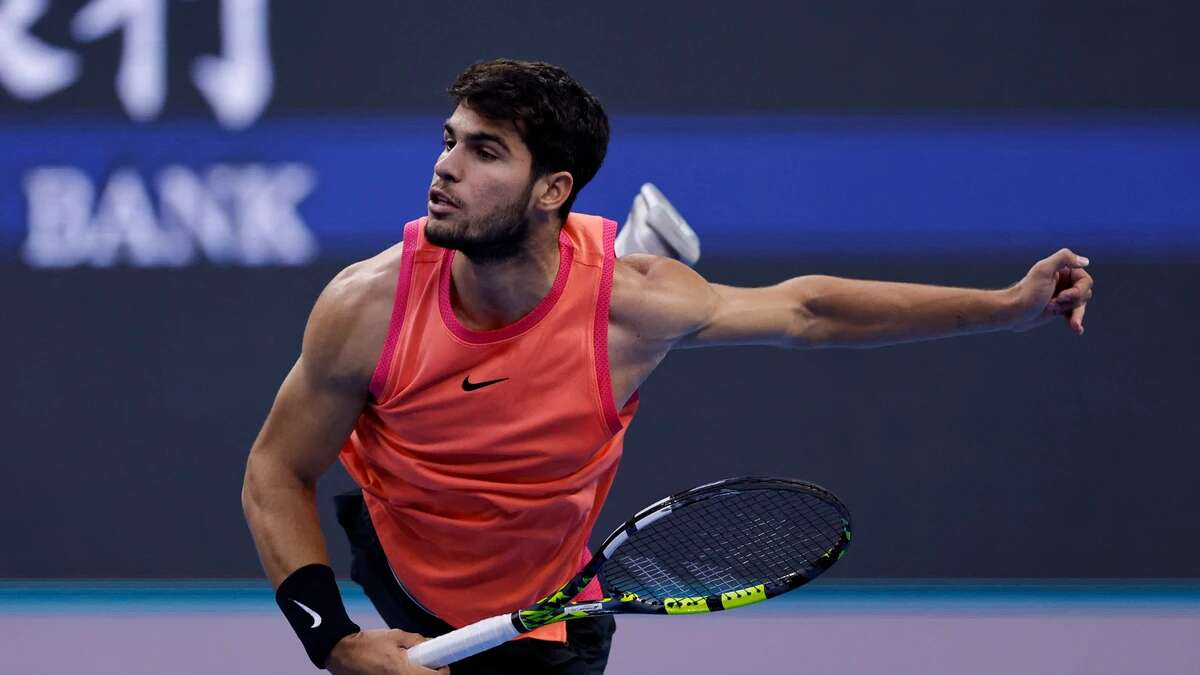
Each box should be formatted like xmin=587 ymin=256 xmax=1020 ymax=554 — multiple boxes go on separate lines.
xmin=327 ymin=241 xmax=405 ymax=308
xmin=610 ymin=254 xmax=717 ymax=344
xmin=302 ymin=242 xmax=405 ymax=384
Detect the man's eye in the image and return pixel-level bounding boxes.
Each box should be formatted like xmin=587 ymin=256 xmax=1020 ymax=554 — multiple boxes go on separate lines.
xmin=477 ymin=149 xmax=497 ymax=161
xmin=442 ymin=138 xmax=455 ymax=150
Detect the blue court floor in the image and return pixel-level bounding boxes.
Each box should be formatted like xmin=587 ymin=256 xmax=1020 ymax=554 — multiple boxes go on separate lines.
xmin=2 ymin=580 xmax=1197 ymax=674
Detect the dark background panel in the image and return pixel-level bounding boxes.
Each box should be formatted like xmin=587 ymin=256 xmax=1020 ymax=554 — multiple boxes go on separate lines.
xmin=2 ymin=257 xmax=1195 ymax=578
xmin=1 ymin=0 xmax=1196 ymax=582
xmin=2 ymin=1 xmax=1199 ymax=117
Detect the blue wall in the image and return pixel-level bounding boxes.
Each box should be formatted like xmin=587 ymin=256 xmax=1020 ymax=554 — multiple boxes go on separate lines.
xmin=3 ymin=115 xmax=1198 ymax=261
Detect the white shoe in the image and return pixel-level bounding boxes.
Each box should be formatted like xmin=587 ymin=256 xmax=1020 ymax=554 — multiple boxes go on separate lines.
xmin=615 ymin=183 xmax=701 ymax=266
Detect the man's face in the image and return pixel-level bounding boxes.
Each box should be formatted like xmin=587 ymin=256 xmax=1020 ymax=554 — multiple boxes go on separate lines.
xmin=425 ymin=104 xmax=538 ymax=259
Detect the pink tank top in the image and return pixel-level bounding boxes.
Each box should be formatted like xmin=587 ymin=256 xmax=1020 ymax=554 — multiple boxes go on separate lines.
xmin=339 ymin=213 xmax=638 ymax=643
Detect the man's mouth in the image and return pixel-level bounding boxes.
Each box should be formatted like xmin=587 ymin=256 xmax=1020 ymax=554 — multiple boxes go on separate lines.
xmin=429 ymin=188 xmax=459 ymax=206
xmin=429 ymin=188 xmax=461 ymax=216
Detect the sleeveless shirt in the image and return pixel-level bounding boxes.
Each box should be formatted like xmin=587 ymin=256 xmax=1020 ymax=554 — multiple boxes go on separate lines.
xmin=339 ymin=213 xmax=639 ymax=643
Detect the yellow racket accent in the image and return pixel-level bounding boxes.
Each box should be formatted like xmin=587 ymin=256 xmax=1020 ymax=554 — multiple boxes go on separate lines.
xmin=720 ymin=585 xmax=767 ymax=609
xmin=663 ymin=596 xmax=711 ymax=615
xmin=543 ymin=589 xmax=571 ymax=605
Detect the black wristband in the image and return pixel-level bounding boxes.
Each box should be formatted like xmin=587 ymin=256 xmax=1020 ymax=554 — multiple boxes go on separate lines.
xmin=275 ymin=564 xmax=361 ymax=669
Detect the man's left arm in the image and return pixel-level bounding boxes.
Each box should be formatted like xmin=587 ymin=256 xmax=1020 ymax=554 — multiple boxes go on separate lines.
xmin=639 ymin=248 xmax=1094 ymax=350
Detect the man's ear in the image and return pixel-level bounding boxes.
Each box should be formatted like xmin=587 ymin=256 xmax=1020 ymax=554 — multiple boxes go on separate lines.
xmin=533 ymin=171 xmax=574 ymax=214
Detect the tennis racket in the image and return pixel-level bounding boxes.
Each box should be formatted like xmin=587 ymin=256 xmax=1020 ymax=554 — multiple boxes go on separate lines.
xmin=407 ymin=476 xmax=852 ymax=668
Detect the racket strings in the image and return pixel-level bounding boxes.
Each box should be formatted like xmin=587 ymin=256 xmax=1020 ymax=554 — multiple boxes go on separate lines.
xmin=600 ymin=488 xmax=847 ymax=601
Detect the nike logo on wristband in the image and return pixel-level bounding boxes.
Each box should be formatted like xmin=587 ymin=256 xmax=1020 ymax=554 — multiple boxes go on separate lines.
xmin=292 ymin=599 xmax=323 ymax=628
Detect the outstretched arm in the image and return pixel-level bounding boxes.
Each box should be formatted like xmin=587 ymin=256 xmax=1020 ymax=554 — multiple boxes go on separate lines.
xmin=621 ymin=249 xmax=1093 ymax=350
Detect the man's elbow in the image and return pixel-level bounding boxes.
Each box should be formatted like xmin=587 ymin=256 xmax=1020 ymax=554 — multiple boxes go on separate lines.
xmin=242 ymin=451 xmax=319 ymax=518
xmin=781 ymin=276 xmax=834 ymax=349
xmin=241 ymin=452 xmax=292 ymax=520
xmin=784 ymin=317 xmax=839 ymax=350
xmin=241 ymin=455 xmax=266 ymax=522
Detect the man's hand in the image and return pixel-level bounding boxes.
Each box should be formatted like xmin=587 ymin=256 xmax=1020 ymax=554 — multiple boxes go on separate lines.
xmin=1008 ymin=248 xmax=1094 ymax=335
xmin=327 ymin=629 xmax=450 ymax=675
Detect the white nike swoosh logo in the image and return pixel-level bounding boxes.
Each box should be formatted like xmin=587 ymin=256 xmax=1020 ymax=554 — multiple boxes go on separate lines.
xmin=291 ymin=600 xmax=322 ymax=628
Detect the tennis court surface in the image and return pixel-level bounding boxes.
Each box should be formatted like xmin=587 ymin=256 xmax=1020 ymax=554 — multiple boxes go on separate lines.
xmin=3 ymin=581 xmax=1196 ymax=674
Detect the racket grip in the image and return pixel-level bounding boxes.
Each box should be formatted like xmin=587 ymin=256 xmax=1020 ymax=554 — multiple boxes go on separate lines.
xmin=406 ymin=614 xmax=520 ymax=668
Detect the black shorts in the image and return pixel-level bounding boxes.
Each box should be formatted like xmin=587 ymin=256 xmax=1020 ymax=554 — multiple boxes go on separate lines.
xmin=334 ymin=491 xmax=616 ymax=675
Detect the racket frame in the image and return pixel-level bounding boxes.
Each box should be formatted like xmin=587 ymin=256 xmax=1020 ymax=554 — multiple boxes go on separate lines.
xmin=515 ymin=476 xmax=851 ymax=629
xmin=406 ymin=476 xmax=850 ymax=668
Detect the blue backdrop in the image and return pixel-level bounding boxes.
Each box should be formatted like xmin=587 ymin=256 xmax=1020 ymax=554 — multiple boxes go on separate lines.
xmin=3 ymin=115 xmax=1197 ymax=264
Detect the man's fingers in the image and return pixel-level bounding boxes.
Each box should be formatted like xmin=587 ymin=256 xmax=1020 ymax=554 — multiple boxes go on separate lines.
xmin=1069 ymin=267 xmax=1094 ymax=292
xmin=1069 ymin=304 xmax=1087 ymax=335
xmin=1055 ymin=288 xmax=1092 ymax=306
xmin=390 ymin=630 xmax=453 ymax=673
xmin=1054 ymin=268 xmax=1094 ymax=306
xmin=1024 ymin=250 xmax=1092 ymax=335
xmin=1055 ymin=267 xmax=1069 ymax=287
xmin=1047 ymin=247 xmax=1090 ymax=269
xmin=390 ymin=629 xmax=428 ymax=649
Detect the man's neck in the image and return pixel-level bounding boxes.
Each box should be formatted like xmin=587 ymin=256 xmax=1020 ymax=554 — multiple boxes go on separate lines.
xmin=448 ymin=220 xmax=563 ymax=331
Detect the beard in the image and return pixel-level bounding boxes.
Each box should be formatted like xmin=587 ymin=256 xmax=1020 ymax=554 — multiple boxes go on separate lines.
xmin=425 ymin=180 xmax=535 ymax=264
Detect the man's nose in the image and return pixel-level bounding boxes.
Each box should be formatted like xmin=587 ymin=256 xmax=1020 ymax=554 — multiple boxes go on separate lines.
xmin=434 ymin=146 xmax=461 ymax=183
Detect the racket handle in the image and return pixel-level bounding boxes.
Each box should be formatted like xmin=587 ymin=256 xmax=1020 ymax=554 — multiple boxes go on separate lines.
xmin=406 ymin=614 xmax=520 ymax=668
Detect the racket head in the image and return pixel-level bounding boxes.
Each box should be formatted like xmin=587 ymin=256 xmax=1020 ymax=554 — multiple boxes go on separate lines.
xmin=414 ymin=477 xmax=851 ymax=667
xmin=593 ymin=476 xmax=851 ymax=614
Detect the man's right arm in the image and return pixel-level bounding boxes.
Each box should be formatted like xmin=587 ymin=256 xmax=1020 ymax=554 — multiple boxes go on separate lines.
xmin=241 ymin=265 xmax=377 ymax=586
xmin=241 ymin=251 xmax=446 ymax=674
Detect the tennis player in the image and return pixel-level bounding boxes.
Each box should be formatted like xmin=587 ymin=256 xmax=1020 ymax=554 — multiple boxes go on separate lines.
xmin=242 ymin=59 xmax=1094 ymax=675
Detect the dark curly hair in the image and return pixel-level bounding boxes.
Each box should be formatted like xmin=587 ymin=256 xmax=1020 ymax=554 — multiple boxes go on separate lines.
xmin=448 ymin=59 xmax=609 ymax=216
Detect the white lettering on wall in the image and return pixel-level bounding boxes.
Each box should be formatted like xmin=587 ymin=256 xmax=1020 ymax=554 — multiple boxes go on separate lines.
xmin=206 ymin=163 xmax=317 ymax=265
xmin=192 ymin=0 xmax=273 ymax=130
xmin=158 ymin=165 xmax=239 ymax=264
xmin=0 ymin=0 xmax=81 ymax=99
xmin=22 ymin=163 xmax=318 ymax=268
xmin=0 ymin=0 xmax=273 ymax=129
xmin=72 ymin=0 xmax=167 ymax=122
xmin=22 ymin=167 xmax=94 ymax=267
